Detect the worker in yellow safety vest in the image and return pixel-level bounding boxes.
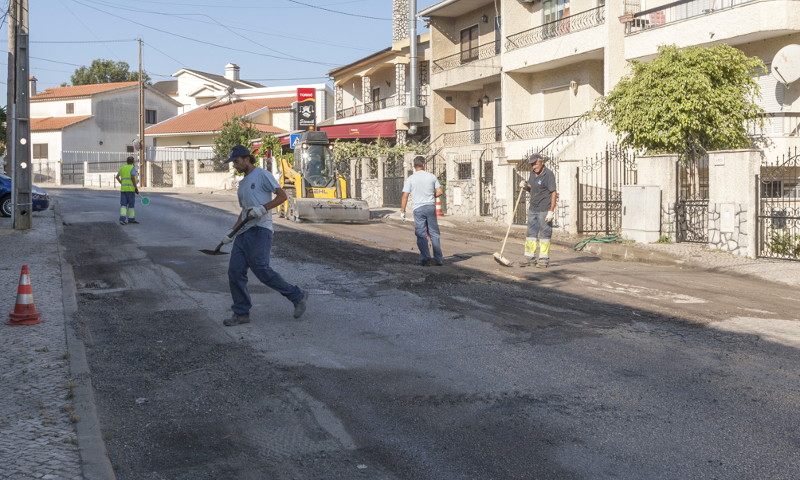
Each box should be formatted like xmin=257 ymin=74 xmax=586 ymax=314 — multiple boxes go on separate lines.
xmin=115 ymin=156 xmax=140 ymax=225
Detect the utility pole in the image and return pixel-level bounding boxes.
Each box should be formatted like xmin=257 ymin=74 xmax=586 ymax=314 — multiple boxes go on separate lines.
xmin=138 ymin=37 xmax=147 ymax=187
xmin=9 ymin=0 xmax=31 ymax=230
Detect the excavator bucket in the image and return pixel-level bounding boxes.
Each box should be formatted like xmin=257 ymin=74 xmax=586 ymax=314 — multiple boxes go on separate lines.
xmin=291 ymin=198 xmax=370 ymax=223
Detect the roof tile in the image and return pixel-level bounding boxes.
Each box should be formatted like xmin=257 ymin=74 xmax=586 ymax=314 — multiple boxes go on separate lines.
xmin=31 ymin=115 xmax=93 ymax=131
xmin=146 ymin=97 xmax=293 ymax=135
xmin=32 ymin=82 xmax=139 ymax=101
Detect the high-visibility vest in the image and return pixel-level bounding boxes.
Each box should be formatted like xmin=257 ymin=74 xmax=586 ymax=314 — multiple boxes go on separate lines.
xmin=118 ymin=164 xmax=136 ymax=192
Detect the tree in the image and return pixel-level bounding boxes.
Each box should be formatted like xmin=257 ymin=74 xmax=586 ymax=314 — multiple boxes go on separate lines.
xmin=70 ymin=59 xmax=151 ymax=85
xmin=212 ymin=115 xmax=261 ymax=171
xmin=591 ymin=44 xmax=765 ymax=156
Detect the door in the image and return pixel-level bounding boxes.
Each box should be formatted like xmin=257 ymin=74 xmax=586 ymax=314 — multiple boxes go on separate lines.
xmin=494 ymin=16 xmax=501 ymax=54
xmin=470 ymin=106 xmax=481 ymax=144
xmin=460 ymin=25 xmax=479 ymax=63
xmin=543 ymin=86 xmax=570 ymax=120
xmin=371 ymin=87 xmax=381 ymax=112
xmin=494 ymin=98 xmax=502 ymax=142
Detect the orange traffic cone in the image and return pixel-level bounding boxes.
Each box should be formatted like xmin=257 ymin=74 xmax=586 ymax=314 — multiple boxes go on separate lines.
xmin=7 ymin=265 xmax=42 ymax=326
xmin=435 ymin=198 xmax=443 ymax=217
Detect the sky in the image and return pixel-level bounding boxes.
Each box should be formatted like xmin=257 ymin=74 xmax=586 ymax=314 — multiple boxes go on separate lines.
xmin=4 ymin=0 xmax=441 ymax=92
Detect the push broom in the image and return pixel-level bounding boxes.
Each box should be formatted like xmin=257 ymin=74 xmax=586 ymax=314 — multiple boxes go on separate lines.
xmin=493 ymin=186 xmax=527 ymax=267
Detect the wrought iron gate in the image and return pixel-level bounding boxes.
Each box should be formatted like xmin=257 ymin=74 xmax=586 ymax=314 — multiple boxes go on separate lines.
xmin=577 ymin=144 xmax=637 ymax=235
xmin=61 ymin=163 xmax=84 ymax=185
xmin=757 ymin=148 xmax=800 ymax=260
xmin=480 ymin=158 xmax=493 ymax=216
xmin=150 ymin=161 xmax=173 ymax=187
xmin=383 ymin=155 xmax=404 ymax=207
xmin=675 ymin=155 xmax=709 ymax=243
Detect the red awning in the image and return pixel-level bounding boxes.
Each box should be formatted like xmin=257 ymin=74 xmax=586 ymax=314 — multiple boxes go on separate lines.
xmin=320 ymin=120 xmax=396 ymax=140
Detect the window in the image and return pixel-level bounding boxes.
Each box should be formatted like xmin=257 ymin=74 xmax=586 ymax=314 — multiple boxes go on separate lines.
xmin=457 ymin=162 xmax=472 ymax=180
xmin=33 ymin=144 xmax=48 ymax=160
xmin=145 ymin=109 xmax=157 ymax=124
xmin=543 ymin=0 xmax=570 ymax=37
xmin=126 ymin=145 xmax=135 ymax=153
xmin=460 ymin=25 xmax=479 ymax=63
xmin=66 ymin=103 xmax=74 ymax=114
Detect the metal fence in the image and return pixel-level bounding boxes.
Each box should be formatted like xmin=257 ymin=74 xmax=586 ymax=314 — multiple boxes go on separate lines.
xmin=757 ymin=148 xmax=800 ymax=260
xmin=505 ymin=6 xmax=606 ymax=51
xmin=627 ymin=0 xmax=757 ymax=34
xmin=431 ymin=41 xmax=499 ymax=74
xmin=32 ymin=161 xmax=59 ymax=184
xmin=675 ymin=154 xmax=710 ymax=243
xmin=577 ymin=145 xmax=638 ymax=235
xmin=506 ymin=116 xmax=584 ymax=141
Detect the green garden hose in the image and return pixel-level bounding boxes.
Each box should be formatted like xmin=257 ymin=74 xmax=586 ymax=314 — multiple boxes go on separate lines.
xmin=572 ymin=234 xmax=621 ymax=251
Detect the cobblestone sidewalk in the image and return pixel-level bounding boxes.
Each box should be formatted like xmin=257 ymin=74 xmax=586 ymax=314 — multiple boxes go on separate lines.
xmin=0 ymin=211 xmax=82 ymax=480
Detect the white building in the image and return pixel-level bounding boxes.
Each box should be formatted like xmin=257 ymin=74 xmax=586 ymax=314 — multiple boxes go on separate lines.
xmin=30 ymin=80 xmax=182 ymax=168
xmin=151 ymin=63 xmax=265 ymax=114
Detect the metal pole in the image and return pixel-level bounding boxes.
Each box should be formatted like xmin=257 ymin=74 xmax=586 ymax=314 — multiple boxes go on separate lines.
xmin=138 ymin=38 xmax=146 ymax=187
xmin=409 ymin=0 xmax=418 ymax=108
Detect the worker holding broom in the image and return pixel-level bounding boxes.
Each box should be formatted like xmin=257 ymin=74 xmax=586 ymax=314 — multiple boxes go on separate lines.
xmin=519 ymin=153 xmax=557 ymax=268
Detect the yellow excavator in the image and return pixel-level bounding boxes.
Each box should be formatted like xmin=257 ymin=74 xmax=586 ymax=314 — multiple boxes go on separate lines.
xmin=277 ymin=130 xmax=370 ymax=223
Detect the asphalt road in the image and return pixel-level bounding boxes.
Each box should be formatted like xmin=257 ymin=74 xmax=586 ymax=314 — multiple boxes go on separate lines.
xmin=54 ymin=187 xmax=800 ymax=480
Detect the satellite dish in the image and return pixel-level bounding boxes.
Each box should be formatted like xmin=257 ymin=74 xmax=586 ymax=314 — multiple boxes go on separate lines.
xmin=771 ymin=44 xmax=800 ymax=86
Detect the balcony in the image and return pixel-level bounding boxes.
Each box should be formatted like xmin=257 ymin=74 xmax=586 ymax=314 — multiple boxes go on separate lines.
xmin=748 ymin=112 xmax=800 ymax=137
xmin=430 ymin=41 xmax=501 ymax=91
xmin=441 ymin=126 xmax=502 ymax=147
xmin=503 ymin=7 xmax=606 ymax=73
xmin=506 ymin=7 xmax=606 ymax=52
xmin=623 ymin=0 xmax=800 ymax=60
xmin=505 ymin=116 xmax=585 ymax=142
xmin=335 ymin=93 xmax=429 ymax=122
xmin=626 ymin=0 xmax=756 ymax=34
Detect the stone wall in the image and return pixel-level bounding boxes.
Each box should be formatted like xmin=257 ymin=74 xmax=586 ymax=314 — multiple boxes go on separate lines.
xmin=446 ymin=179 xmax=478 ymax=217
xmin=361 ymin=178 xmax=382 ymax=209
xmin=708 ymin=203 xmax=749 ymax=255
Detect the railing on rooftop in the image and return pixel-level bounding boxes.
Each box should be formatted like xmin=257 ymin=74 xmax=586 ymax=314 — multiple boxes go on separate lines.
xmin=626 ymin=0 xmax=757 ymax=34
xmin=442 ymin=126 xmax=502 ymax=147
xmin=505 ymin=116 xmax=585 ymax=141
xmin=505 ymin=6 xmax=605 ymax=52
xmin=336 ymin=93 xmax=429 ymax=119
xmin=431 ymin=41 xmax=500 ymax=75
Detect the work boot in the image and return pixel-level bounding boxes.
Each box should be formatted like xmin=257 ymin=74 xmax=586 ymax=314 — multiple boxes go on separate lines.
xmin=434 ymin=259 xmax=444 ymax=266
xmin=128 ymin=219 xmax=139 ymax=224
xmin=536 ymin=258 xmax=549 ymax=268
xmin=119 ymin=220 xmax=127 ymax=225
xmin=415 ymin=259 xmax=432 ymax=266
xmin=293 ymin=291 xmax=308 ymax=319
xmin=223 ymin=313 xmax=250 ymax=326
xmin=518 ymin=258 xmax=532 ymax=267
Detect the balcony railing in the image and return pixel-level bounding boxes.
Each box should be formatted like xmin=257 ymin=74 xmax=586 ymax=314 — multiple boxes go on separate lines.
xmin=505 ymin=7 xmax=605 ymax=52
xmin=626 ymin=0 xmax=757 ymax=34
xmin=431 ymin=41 xmax=500 ymax=75
xmin=336 ymin=93 xmax=429 ymax=119
xmin=505 ymin=116 xmax=585 ymax=141
xmin=442 ymin=126 xmax=502 ymax=147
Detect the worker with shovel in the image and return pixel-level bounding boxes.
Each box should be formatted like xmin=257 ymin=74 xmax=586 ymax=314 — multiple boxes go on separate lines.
xmin=519 ymin=153 xmax=557 ymax=268
xmin=218 ymin=145 xmax=307 ymax=326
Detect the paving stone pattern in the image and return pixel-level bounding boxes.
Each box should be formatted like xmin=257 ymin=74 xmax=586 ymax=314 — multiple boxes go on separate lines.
xmin=0 ymin=211 xmax=82 ymax=480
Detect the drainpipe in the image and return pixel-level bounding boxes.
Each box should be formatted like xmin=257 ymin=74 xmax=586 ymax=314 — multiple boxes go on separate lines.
xmin=409 ymin=0 xmax=418 ymax=109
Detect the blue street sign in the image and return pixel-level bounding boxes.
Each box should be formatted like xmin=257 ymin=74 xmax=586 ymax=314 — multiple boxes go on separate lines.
xmin=290 ymin=134 xmax=301 ymax=149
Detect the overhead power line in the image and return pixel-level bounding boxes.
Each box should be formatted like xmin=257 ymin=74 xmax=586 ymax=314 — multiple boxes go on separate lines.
xmin=68 ymin=0 xmax=338 ymax=66
xmin=284 ymin=0 xmax=391 ymax=20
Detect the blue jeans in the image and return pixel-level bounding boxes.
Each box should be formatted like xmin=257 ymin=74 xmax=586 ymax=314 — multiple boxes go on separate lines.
xmin=228 ymin=227 xmax=304 ymax=316
xmin=413 ymin=205 xmax=443 ymax=262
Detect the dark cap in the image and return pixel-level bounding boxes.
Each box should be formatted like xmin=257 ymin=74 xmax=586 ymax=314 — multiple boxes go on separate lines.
xmin=225 ymin=145 xmax=251 ymax=163
xmin=525 ymin=153 xmax=544 ymax=165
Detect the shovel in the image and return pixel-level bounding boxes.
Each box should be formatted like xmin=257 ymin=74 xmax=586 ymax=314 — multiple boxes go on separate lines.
xmin=493 ymin=186 xmax=527 ymax=267
xmin=199 ymin=214 xmax=254 ymax=256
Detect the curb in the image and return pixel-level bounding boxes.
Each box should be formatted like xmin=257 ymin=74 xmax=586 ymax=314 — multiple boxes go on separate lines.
xmin=54 ymin=202 xmax=117 ymax=480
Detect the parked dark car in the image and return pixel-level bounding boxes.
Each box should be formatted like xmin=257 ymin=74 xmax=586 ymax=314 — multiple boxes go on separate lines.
xmin=0 ymin=173 xmax=50 ymax=217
